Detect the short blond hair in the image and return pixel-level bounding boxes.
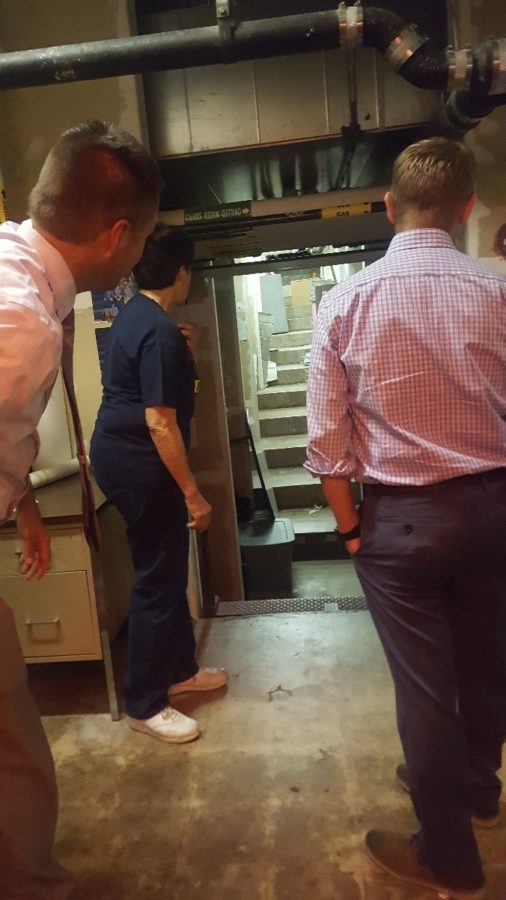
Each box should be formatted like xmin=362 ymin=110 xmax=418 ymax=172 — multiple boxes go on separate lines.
xmin=392 ymin=138 xmax=475 ymax=227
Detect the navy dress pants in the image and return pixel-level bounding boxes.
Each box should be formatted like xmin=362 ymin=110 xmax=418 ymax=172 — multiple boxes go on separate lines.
xmin=353 ymin=468 xmax=506 ymax=886
xmin=95 ymin=477 xmax=198 ymax=720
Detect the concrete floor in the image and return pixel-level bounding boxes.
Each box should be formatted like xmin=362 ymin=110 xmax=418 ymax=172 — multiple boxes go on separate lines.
xmin=31 ymin=605 xmax=506 ymax=900
xmin=292 ymin=560 xmax=363 ymax=598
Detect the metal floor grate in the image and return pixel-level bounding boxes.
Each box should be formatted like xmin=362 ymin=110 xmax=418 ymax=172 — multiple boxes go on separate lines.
xmin=215 ymin=596 xmax=367 ymax=616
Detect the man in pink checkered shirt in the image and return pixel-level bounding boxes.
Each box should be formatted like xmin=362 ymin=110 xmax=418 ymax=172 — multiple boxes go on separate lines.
xmin=306 ymin=137 xmax=506 ymax=899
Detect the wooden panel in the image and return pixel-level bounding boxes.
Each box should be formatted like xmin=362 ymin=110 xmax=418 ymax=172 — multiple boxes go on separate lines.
xmin=0 ymin=571 xmax=100 ymax=659
xmin=0 ymin=529 xmax=87 ymax=576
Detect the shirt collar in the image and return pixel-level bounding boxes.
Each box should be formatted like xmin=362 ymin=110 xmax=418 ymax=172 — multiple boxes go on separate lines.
xmin=387 ymin=228 xmax=456 ymax=254
xmin=18 ymin=220 xmax=76 ymax=322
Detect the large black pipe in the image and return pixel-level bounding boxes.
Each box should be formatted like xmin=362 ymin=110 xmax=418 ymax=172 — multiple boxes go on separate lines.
xmin=0 ymin=7 xmax=501 ymax=94
xmin=0 ymin=6 xmax=503 ymax=134
xmin=443 ymin=90 xmax=506 ymax=134
xmin=0 ymin=12 xmax=341 ymax=90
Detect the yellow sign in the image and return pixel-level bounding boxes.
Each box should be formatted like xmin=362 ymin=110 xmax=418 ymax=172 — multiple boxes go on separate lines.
xmin=195 ymin=230 xmax=261 ymax=261
xmin=322 ymin=203 xmax=372 ymax=219
xmin=0 ymin=189 xmax=7 ymax=224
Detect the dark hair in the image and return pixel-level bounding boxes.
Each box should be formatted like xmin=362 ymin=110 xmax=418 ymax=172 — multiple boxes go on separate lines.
xmin=392 ymin=137 xmax=476 ymax=227
xmin=29 ymin=120 xmax=162 ymax=243
xmin=132 ymin=223 xmax=195 ymax=289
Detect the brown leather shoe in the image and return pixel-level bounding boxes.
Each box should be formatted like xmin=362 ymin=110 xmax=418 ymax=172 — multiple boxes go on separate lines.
xmin=396 ymin=763 xmax=500 ymax=828
xmin=365 ymin=829 xmax=485 ymax=898
xmin=169 ymin=667 xmax=227 ymax=696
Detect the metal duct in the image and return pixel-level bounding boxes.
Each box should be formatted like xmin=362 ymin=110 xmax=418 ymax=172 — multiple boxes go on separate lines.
xmin=0 ymin=4 xmax=504 ymax=132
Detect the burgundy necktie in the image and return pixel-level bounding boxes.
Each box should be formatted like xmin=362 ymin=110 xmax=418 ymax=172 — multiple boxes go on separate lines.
xmin=61 ymin=309 xmax=101 ymax=551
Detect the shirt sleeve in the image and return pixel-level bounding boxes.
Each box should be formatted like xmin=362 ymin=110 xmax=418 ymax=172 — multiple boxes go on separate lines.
xmin=304 ymin=298 xmax=356 ymax=478
xmin=0 ymin=300 xmax=61 ymax=515
xmin=138 ymin=323 xmax=183 ymax=410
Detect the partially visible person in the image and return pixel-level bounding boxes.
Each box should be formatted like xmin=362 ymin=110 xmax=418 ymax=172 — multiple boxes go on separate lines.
xmin=90 ymin=224 xmax=227 ymax=745
xmin=0 ymin=120 xmax=160 ymax=899
xmin=305 ymin=137 xmax=506 ymax=898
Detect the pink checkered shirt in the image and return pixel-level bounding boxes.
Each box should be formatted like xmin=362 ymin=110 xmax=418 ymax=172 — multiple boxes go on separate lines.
xmin=305 ymin=229 xmax=506 ymax=485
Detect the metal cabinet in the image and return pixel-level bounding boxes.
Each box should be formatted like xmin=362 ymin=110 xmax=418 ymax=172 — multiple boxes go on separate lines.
xmin=0 ymin=478 xmax=133 ymax=719
xmin=0 ymin=528 xmax=101 ymax=661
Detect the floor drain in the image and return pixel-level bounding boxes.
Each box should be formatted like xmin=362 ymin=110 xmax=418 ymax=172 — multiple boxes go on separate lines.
xmin=215 ymin=596 xmax=367 ymax=616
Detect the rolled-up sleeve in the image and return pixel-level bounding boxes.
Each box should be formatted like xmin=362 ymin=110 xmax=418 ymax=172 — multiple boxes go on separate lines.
xmin=304 ymin=299 xmax=355 ymax=478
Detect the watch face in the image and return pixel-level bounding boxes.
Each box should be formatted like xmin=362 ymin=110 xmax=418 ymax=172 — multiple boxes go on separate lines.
xmin=493 ymin=223 xmax=506 ymax=261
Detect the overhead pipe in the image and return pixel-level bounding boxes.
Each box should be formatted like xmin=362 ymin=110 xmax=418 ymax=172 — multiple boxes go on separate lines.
xmin=0 ymin=11 xmax=349 ymax=89
xmin=0 ymin=4 xmax=504 ymax=132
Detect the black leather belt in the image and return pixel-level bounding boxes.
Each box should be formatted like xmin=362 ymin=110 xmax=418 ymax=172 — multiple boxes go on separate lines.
xmin=363 ymin=467 xmax=505 ymax=496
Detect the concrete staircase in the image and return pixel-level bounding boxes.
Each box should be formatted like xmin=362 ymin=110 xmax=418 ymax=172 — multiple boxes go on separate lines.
xmin=257 ymin=304 xmax=339 ymax=556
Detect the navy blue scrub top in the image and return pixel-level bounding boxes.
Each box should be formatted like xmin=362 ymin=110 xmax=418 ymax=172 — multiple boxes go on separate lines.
xmin=91 ymin=292 xmax=198 ymax=488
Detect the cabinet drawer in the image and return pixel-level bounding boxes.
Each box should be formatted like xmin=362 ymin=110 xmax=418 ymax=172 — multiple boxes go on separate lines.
xmin=0 ymin=529 xmax=87 ymax=576
xmin=0 ymin=572 xmax=101 ymax=658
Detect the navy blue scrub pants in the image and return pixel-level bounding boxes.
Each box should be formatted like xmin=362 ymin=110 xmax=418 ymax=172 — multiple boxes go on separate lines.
xmin=96 ymin=477 xmax=198 ymax=720
xmin=353 ymin=468 xmax=506 ymax=887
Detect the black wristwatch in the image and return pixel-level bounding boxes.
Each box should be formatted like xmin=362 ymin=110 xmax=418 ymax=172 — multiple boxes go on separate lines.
xmin=334 ymin=523 xmax=361 ymax=542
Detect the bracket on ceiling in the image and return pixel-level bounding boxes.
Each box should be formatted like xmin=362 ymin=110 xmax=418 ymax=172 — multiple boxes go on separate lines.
xmin=216 ymin=0 xmax=236 ymax=62
xmin=337 ymin=3 xmax=364 ymax=190
xmin=338 ymin=1 xmax=364 ymax=51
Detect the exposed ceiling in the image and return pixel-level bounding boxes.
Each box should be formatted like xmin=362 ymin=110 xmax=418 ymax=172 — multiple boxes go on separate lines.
xmin=138 ymin=2 xmax=446 ymax=256
xmin=158 ymin=127 xmax=425 ymax=210
xmin=136 ymin=0 xmax=447 ymax=47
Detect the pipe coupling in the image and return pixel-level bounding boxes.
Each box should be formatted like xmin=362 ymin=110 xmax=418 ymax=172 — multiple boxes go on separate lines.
xmin=385 ymin=26 xmax=427 ymax=72
xmin=490 ymin=38 xmax=506 ymax=95
xmin=338 ymin=2 xmax=363 ymax=51
xmin=447 ymin=47 xmax=473 ymax=91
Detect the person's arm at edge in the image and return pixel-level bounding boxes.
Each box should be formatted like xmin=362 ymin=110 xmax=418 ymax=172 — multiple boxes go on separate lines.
xmin=0 ymin=300 xmax=57 ymax=579
xmin=15 ymin=483 xmax=50 ymax=579
xmin=320 ymin=475 xmax=361 ymax=556
xmin=305 ymin=296 xmax=361 ymax=555
xmin=145 ymin=405 xmax=211 ymax=532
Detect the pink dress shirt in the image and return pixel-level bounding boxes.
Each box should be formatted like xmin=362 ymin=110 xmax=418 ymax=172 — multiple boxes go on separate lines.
xmin=0 ymin=221 xmax=75 ymax=520
xmin=305 ymin=229 xmax=506 ymax=485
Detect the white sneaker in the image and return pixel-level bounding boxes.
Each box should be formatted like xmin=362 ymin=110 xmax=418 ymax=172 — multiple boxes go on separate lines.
xmin=127 ymin=706 xmax=199 ymax=743
xmin=169 ymin=666 xmax=228 ymax=696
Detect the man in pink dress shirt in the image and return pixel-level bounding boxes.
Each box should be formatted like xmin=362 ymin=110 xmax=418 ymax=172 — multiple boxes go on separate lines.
xmin=306 ymin=138 xmax=505 ymax=898
xmin=0 ymin=120 xmax=160 ymax=898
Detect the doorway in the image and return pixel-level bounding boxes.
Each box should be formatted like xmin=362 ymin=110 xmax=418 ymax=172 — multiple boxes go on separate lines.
xmin=204 ymin=244 xmax=382 ymax=606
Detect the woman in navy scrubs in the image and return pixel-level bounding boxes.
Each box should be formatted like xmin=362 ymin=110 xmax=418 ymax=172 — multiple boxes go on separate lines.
xmin=91 ymin=225 xmax=227 ymax=743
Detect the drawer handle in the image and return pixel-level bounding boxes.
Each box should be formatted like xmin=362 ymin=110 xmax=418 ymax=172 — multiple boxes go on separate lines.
xmin=25 ymin=617 xmax=61 ymax=627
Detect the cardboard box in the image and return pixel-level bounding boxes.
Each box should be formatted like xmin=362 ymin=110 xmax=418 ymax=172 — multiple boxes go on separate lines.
xmin=289 ymin=279 xmax=313 ymax=306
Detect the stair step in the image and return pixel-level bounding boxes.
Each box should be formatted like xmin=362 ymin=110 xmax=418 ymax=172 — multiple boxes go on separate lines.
xmin=274 ymin=363 xmax=306 ymax=385
xmin=279 ymin=506 xmax=336 ymax=534
xmin=288 ymin=315 xmax=313 ymax=332
xmin=259 ymin=405 xmax=307 ymax=438
xmin=258 ymin=383 xmax=307 ymax=410
xmin=267 ymin=467 xmax=325 ymax=508
xmin=260 ymin=434 xmax=308 ymax=468
xmin=286 ymin=303 xmax=313 ymax=320
xmin=270 ymin=330 xmax=313 ymax=350
xmin=269 ymin=473 xmax=362 ymax=512
xmin=270 ymin=345 xmax=311 ymax=365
